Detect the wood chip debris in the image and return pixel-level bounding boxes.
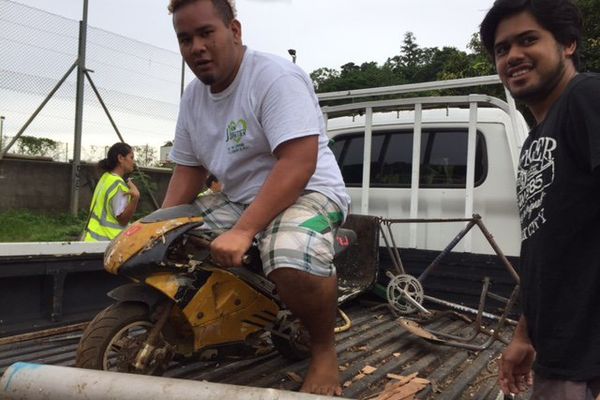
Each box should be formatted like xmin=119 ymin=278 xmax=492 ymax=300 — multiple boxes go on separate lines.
xmin=344 ymin=367 xmax=375 ymax=388
xmin=370 ymin=372 xmax=430 ymax=400
xmin=353 ymin=373 xmax=366 ymax=381
xmin=361 ymin=365 xmax=377 ymax=375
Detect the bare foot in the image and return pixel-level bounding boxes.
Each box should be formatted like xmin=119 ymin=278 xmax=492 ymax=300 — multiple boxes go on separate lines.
xmin=300 ymin=346 xmax=342 ymax=396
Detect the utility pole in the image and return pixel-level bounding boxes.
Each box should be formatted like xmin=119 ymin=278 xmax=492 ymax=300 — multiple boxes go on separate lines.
xmin=0 ymin=116 xmax=4 ymax=152
xmin=70 ymin=0 xmax=89 ymax=215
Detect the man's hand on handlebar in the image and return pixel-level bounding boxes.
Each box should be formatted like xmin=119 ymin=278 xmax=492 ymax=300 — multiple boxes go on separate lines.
xmin=210 ymin=228 xmax=254 ymax=268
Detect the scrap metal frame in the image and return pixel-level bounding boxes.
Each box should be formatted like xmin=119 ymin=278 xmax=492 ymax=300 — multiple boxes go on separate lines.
xmin=380 ymin=214 xmax=521 ymax=351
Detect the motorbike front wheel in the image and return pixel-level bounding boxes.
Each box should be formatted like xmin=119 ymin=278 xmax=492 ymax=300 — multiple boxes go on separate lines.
xmin=76 ymin=301 xmax=171 ymax=375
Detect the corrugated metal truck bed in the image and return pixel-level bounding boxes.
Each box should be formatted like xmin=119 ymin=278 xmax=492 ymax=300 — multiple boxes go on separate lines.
xmin=0 ymin=298 xmax=526 ymax=400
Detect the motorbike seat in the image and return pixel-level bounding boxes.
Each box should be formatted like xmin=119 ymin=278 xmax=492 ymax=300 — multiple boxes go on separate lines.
xmin=334 ymin=228 xmax=356 ymax=257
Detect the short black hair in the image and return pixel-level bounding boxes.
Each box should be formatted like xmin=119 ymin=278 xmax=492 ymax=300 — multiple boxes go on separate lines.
xmin=480 ymin=0 xmax=583 ymax=70
xmin=168 ymin=0 xmax=235 ymax=25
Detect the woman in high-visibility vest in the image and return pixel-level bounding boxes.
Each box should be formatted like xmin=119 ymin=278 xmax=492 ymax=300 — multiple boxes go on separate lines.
xmin=83 ymin=143 xmax=140 ymax=242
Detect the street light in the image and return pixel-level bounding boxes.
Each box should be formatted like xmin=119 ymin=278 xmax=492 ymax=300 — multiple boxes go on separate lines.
xmin=287 ymin=49 xmax=297 ymax=64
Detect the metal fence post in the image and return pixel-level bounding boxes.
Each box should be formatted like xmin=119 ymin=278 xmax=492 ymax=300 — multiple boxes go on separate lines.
xmin=0 ymin=116 xmax=4 ymax=152
xmin=70 ymin=0 xmax=89 ymax=215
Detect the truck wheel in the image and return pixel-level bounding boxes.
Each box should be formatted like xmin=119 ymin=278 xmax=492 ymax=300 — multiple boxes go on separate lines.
xmin=76 ymin=301 xmax=171 ymax=375
xmin=271 ymin=314 xmax=310 ymax=361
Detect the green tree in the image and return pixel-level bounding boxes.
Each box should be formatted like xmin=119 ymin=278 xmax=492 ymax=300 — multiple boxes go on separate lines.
xmin=386 ymin=32 xmax=428 ymax=82
xmin=310 ymin=61 xmax=402 ymax=93
xmin=133 ymin=145 xmax=160 ymax=168
xmin=466 ymin=33 xmax=496 ymax=76
xmin=310 ymin=67 xmax=340 ymax=91
xmin=308 ymin=5 xmax=600 ymax=100
xmin=418 ymin=47 xmax=470 ymax=81
xmin=16 ymin=136 xmax=58 ymax=158
xmin=311 ymin=32 xmax=490 ymax=96
xmin=578 ymin=0 xmax=600 ymax=72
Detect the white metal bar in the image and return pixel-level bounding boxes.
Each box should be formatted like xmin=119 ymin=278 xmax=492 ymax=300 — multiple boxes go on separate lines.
xmin=361 ymin=107 xmax=373 ymax=214
xmin=409 ymin=103 xmax=423 ymax=249
xmin=0 ymin=363 xmax=347 ymax=400
xmin=322 ymin=111 xmax=329 ymax=132
xmin=463 ymin=100 xmax=478 ymax=253
xmin=504 ymin=86 xmax=525 ymax=175
xmin=0 ymin=241 xmax=107 ymax=257
xmin=318 ymin=75 xmax=502 ymax=102
xmin=321 ymin=94 xmax=511 ymax=116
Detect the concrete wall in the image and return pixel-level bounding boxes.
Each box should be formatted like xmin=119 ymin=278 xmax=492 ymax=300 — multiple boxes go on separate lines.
xmin=0 ymin=157 xmax=172 ymax=213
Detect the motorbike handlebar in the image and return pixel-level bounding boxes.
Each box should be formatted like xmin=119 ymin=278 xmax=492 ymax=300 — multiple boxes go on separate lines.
xmin=188 ymin=232 xmax=256 ymax=268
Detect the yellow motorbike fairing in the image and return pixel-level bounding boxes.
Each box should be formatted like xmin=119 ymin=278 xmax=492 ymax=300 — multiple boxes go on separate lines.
xmin=144 ymin=273 xmax=187 ymax=301
xmin=104 ymin=205 xmax=203 ymax=277
xmin=182 ymin=268 xmax=280 ymax=349
xmin=101 ymin=203 xmax=282 ymax=353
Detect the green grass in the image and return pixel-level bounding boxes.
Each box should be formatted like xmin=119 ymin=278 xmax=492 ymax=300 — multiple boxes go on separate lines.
xmin=0 ymin=210 xmax=87 ymax=242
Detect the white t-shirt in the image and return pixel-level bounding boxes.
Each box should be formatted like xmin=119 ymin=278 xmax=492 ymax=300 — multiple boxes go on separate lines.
xmin=170 ymin=48 xmax=349 ymax=215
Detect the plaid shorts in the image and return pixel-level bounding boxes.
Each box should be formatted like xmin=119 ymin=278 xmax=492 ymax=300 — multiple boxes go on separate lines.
xmin=193 ymin=191 xmax=344 ymax=277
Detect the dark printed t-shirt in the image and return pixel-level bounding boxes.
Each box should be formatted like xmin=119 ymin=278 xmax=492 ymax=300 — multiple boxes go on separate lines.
xmin=517 ymin=73 xmax=600 ymax=380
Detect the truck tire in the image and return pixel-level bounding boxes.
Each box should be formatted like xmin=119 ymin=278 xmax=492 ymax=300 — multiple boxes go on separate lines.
xmin=76 ymin=301 xmax=170 ymax=375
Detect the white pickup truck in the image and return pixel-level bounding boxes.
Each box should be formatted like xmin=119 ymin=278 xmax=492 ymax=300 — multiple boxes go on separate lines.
xmin=0 ymin=75 xmax=528 ymax=400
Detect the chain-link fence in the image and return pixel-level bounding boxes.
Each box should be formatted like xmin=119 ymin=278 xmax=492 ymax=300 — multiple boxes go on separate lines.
xmin=0 ymin=0 xmax=191 ymax=163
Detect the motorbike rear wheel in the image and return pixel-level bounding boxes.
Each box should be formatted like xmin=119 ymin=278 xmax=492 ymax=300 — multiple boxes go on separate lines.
xmin=76 ymin=301 xmax=171 ymax=375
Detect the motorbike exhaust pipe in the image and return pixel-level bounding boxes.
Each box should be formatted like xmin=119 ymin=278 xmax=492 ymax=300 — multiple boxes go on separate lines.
xmin=1 ymin=362 xmax=351 ymax=400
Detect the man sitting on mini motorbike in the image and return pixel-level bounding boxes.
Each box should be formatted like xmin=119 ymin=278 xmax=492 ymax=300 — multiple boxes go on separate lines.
xmin=163 ymin=0 xmax=350 ymax=396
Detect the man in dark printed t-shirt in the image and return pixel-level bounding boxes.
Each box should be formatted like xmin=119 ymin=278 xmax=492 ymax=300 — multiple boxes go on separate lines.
xmin=480 ymin=0 xmax=600 ymax=399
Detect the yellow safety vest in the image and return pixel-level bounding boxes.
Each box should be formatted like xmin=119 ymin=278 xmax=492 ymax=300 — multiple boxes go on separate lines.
xmin=84 ymin=172 xmax=130 ymax=242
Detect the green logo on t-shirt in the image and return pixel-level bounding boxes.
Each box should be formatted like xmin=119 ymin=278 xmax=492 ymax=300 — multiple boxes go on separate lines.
xmin=226 ymin=119 xmax=247 ymax=144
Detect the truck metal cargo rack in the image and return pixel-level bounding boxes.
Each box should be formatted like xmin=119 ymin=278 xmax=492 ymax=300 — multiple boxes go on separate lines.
xmin=318 ymin=74 xmax=527 ymax=254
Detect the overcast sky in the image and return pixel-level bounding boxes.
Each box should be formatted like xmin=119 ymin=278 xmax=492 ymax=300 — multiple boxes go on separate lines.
xmin=13 ymin=0 xmax=495 ymax=74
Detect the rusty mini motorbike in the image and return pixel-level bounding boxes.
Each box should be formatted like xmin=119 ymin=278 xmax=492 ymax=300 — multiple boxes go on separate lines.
xmin=75 ymin=205 xmax=374 ymax=375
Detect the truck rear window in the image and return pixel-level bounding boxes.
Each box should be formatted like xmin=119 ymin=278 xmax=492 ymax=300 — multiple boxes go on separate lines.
xmin=330 ymin=129 xmax=487 ymax=188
